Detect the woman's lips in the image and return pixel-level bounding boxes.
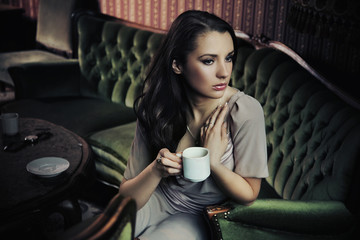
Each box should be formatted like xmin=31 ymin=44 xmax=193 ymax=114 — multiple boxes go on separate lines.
xmin=213 ymin=83 xmax=227 ymax=91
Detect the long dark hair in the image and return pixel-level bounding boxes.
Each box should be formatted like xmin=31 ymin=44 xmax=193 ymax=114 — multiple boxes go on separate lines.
xmin=134 ymin=10 xmax=238 ymax=158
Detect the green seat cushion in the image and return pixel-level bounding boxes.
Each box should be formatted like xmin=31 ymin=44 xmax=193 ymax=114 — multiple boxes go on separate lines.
xmin=215 ymin=200 xmax=356 ymax=240
xmin=88 ymin=121 xmax=137 ymax=186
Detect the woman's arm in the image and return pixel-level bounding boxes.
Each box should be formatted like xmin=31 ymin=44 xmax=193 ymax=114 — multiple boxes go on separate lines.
xmin=119 ymin=149 xmax=182 ymax=210
xmin=201 ymin=103 xmax=262 ymax=205
xmin=210 ymin=164 xmax=261 ymax=205
xmin=119 ymin=160 xmax=161 ymax=210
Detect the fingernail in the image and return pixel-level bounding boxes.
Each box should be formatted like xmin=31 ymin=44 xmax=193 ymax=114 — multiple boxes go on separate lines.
xmin=176 ymin=153 xmax=182 ymax=158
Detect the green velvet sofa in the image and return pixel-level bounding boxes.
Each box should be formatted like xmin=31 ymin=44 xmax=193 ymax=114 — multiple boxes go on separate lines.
xmin=2 ymin=11 xmax=360 ymax=239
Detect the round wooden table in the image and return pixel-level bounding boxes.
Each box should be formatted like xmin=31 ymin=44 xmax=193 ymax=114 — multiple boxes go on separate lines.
xmin=0 ymin=118 xmax=94 ymax=234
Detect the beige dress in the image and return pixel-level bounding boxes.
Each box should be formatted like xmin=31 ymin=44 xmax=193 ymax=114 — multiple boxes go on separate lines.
xmin=124 ymin=90 xmax=269 ymax=240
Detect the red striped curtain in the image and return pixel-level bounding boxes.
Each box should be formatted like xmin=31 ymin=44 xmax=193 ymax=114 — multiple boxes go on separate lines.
xmin=98 ymin=0 xmax=240 ymax=31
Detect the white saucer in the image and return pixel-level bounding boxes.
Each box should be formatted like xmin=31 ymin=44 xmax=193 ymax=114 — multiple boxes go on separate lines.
xmin=26 ymin=157 xmax=70 ymax=178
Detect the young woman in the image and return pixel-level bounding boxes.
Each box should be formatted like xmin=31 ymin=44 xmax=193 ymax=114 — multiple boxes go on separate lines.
xmin=119 ymin=10 xmax=268 ymax=240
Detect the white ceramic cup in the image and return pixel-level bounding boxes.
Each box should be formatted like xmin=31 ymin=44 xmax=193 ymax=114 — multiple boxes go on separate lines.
xmin=182 ymin=147 xmax=210 ymax=182
xmin=0 ymin=113 xmax=19 ymax=136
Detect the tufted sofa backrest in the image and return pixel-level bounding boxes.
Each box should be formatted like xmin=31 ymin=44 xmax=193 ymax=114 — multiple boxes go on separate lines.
xmin=232 ymin=45 xmax=360 ymax=212
xmin=76 ymin=13 xmax=164 ymax=107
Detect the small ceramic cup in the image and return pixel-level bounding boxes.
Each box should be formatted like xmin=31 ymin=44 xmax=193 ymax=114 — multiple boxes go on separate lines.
xmin=0 ymin=113 xmax=19 ymax=136
xmin=182 ymin=147 xmax=210 ymax=182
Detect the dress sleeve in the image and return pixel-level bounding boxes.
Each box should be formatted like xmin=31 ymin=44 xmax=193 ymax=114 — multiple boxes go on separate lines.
xmin=124 ymin=121 xmax=152 ymax=180
xmin=229 ymin=95 xmax=269 ymax=178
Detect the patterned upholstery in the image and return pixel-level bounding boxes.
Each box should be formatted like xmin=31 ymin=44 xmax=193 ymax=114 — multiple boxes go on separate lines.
xmin=232 ymin=47 xmax=360 ymax=208
xmin=77 ymin=14 xmax=163 ymax=107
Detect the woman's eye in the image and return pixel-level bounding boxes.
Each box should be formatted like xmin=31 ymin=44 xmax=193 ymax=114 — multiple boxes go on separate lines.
xmin=202 ymin=59 xmax=214 ymax=65
xmin=225 ymin=55 xmax=234 ymax=62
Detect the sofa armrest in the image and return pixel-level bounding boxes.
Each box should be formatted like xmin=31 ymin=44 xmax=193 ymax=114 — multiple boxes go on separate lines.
xmin=9 ymin=60 xmax=82 ymax=99
xmin=207 ymin=199 xmax=356 ymax=237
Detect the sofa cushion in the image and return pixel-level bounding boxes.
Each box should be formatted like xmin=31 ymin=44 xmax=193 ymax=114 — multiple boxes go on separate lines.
xmin=87 ymin=121 xmax=137 ymax=186
xmin=8 ymin=60 xmax=81 ymax=99
xmin=1 ymin=98 xmax=136 ymax=137
xmin=0 ymin=50 xmax=66 ymax=86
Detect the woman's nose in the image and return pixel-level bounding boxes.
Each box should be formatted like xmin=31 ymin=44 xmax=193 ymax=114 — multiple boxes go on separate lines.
xmin=216 ymin=61 xmax=230 ymax=79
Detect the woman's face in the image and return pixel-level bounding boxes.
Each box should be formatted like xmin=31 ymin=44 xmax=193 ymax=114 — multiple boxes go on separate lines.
xmin=181 ymin=31 xmax=235 ymax=101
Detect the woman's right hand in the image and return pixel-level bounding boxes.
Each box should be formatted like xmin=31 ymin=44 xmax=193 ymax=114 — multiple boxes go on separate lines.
xmin=200 ymin=103 xmax=229 ymax=167
xmin=120 ymin=148 xmax=182 ymax=210
xmin=154 ymin=148 xmax=182 ymax=178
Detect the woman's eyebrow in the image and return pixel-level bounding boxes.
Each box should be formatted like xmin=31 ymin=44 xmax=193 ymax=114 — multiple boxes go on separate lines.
xmin=198 ymin=50 xmax=235 ymax=58
xmin=198 ymin=54 xmax=217 ymax=58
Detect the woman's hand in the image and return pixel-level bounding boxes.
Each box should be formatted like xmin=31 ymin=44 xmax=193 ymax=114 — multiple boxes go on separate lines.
xmin=119 ymin=148 xmax=182 ymax=210
xmin=154 ymin=148 xmax=182 ymax=178
xmin=200 ymin=103 xmax=229 ymax=167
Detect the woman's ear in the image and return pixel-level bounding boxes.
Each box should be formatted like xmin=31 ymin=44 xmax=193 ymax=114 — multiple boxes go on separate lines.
xmin=172 ymin=59 xmax=182 ymax=74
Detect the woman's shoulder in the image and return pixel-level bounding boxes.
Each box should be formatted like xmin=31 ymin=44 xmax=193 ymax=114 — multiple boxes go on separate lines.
xmin=227 ymin=88 xmax=263 ymax=114
xmin=226 ymin=88 xmax=264 ymax=133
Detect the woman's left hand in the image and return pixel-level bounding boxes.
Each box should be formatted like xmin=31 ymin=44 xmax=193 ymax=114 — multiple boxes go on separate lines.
xmin=200 ymin=103 xmax=228 ymax=167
